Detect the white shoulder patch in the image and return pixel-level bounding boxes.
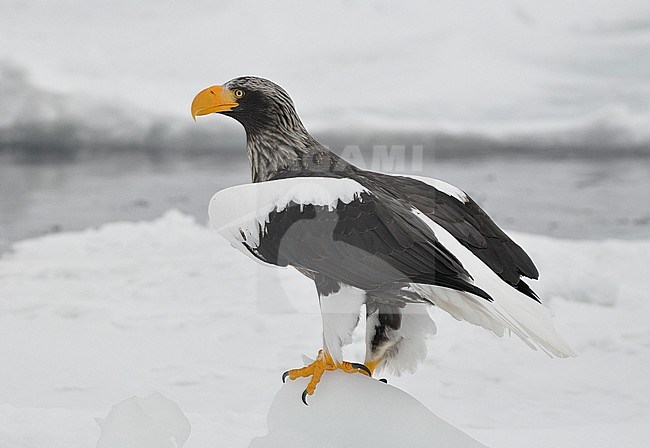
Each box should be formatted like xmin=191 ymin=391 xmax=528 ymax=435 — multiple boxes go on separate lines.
xmin=209 ymin=177 xmax=369 ymax=254
xmin=390 ymin=173 xmax=469 ymax=203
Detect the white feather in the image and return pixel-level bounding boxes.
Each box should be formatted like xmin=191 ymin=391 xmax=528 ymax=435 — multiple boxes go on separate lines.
xmin=387 ymin=173 xmax=469 ymax=203
xmin=320 ymin=284 xmax=366 ymax=363
xmin=366 ymin=303 xmax=438 ymax=376
xmin=208 ymin=177 xmax=368 ymax=262
xmin=409 ymin=208 xmax=576 ymax=358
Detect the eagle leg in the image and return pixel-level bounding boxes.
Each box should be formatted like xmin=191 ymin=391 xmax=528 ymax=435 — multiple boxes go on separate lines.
xmin=364 ymin=357 xmax=383 ymax=376
xmin=282 ymin=350 xmax=371 ymax=405
xmin=362 ymin=357 xmax=389 ymax=384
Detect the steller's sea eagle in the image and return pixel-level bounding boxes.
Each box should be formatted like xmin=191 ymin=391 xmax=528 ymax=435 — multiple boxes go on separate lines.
xmin=191 ymin=77 xmax=575 ymax=404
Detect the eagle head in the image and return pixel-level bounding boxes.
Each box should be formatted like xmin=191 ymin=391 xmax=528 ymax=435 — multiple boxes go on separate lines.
xmin=191 ymin=76 xmax=303 ymax=133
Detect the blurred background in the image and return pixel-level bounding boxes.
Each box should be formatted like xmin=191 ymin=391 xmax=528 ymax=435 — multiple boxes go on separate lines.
xmin=1 ymin=0 xmax=649 ymax=254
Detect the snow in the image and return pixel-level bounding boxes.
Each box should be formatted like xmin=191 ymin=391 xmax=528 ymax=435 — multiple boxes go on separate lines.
xmin=251 ymin=372 xmax=487 ymax=448
xmin=96 ymin=393 xmax=191 ymax=448
xmin=0 ymin=210 xmax=649 ymax=447
xmin=1 ymin=1 xmax=649 ymax=145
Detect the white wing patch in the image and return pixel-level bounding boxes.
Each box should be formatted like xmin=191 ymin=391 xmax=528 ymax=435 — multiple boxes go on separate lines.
xmin=208 ymin=177 xmax=368 ymax=261
xmin=389 ymin=173 xmax=469 ymax=203
xmin=409 ymin=208 xmax=576 ymax=358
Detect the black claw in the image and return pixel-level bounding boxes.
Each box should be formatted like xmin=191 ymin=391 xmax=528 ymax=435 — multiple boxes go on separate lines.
xmin=301 ymin=389 xmax=309 ymax=406
xmin=350 ymin=362 xmax=372 ymax=377
xmin=282 ymin=371 xmax=290 ymax=383
xmin=379 ymin=378 xmax=388 ymax=383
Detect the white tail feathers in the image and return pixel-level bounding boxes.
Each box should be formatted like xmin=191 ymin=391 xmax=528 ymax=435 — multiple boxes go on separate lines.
xmin=410 ymin=209 xmax=576 ymax=358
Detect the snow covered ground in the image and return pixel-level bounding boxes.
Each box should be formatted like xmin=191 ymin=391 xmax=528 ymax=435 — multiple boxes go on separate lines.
xmin=251 ymin=372 xmax=488 ymax=448
xmin=1 ymin=211 xmax=649 ymax=447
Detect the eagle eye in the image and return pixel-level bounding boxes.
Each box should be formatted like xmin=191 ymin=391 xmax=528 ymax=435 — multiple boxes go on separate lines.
xmin=233 ymin=89 xmax=245 ymax=99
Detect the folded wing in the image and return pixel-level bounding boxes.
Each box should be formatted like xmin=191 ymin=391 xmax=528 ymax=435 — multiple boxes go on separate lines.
xmin=209 ymin=176 xmax=491 ymax=300
xmin=368 ymin=173 xmax=541 ymax=302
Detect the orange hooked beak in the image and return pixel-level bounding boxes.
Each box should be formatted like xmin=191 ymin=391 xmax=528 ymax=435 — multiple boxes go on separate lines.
xmin=191 ymin=85 xmax=239 ymax=121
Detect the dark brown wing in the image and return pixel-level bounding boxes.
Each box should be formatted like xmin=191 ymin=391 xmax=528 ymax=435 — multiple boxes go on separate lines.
xmin=360 ymin=172 xmax=541 ymax=302
xmin=249 ymin=189 xmax=492 ymax=302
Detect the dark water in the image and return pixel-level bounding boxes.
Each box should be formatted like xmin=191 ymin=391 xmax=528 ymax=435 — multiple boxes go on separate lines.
xmin=1 ymin=148 xmax=649 ymax=256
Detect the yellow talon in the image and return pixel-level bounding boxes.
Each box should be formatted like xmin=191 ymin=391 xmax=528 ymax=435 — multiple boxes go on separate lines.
xmin=364 ymin=357 xmax=382 ymax=376
xmin=283 ymin=350 xmax=372 ymax=403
